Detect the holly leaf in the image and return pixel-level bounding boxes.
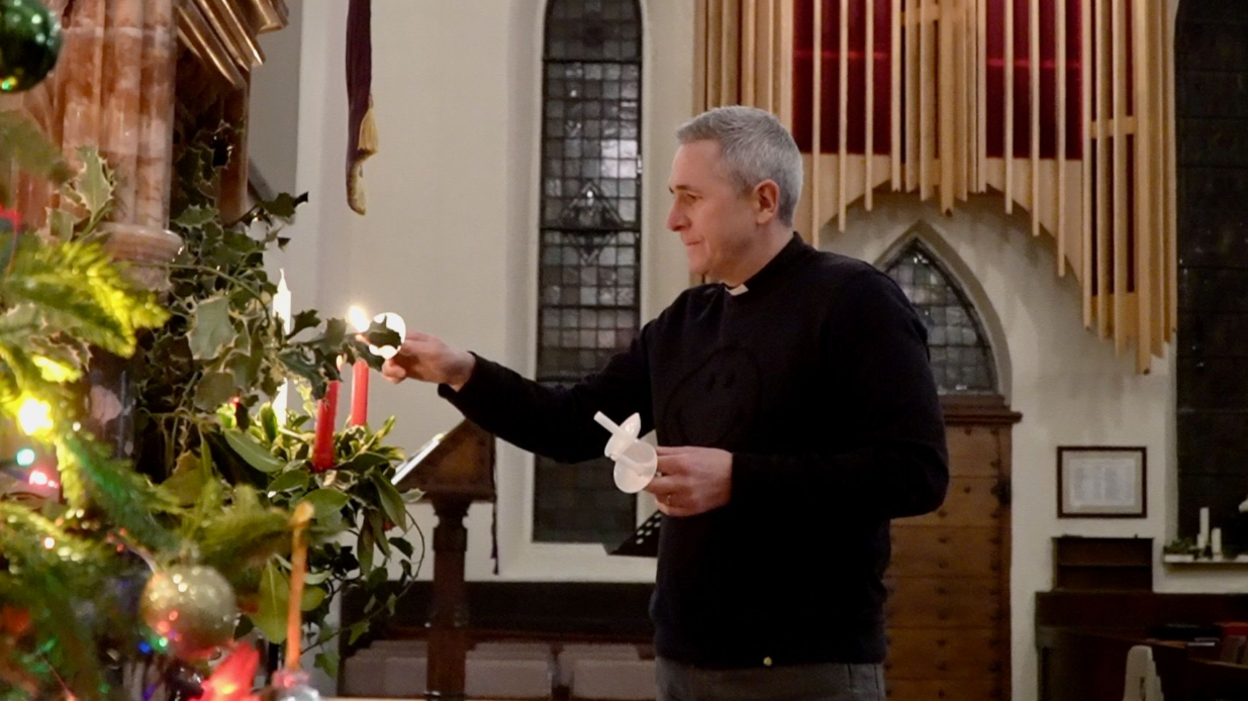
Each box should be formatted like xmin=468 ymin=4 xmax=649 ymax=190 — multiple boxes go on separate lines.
xmin=316 ymin=318 xmax=347 ymax=354
xmin=278 ymin=348 xmax=318 ymax=385
xmin=260 ymin=192 xmax=308 ymax=220
xmin=223 ymin=428 xmax=285 ymax=473
xmin=288 ymin=310 xmax=320 ymax=338
xmin=254 ymin=560 xmax=289 ymax=643
xmin=75 ymin=147 xmax=114 ymax=224
xmin=189 ymin=296 xmax=236 ymax=360
xmin=193 ymin=371 xmax=237 ymax=411
xmin=47 ymin=208 xmax=78 ymax=242
xmin=172 ymin=205 xmax=216 ymax=229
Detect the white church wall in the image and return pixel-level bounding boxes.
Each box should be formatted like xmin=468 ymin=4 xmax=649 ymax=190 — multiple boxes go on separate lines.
xmin=266 ymin=0 xmax=693 ymax=586
xmin=825 ymin=192 xmax=1235 ymax=701
xmin=250 ymin=2 xmax=1239 ymax=699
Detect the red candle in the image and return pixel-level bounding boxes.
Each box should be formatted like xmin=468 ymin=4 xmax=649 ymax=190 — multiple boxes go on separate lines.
xmin=310 ymin=380 xmax=340 ymax=472
xmin=350 ymin=359 xmax=369 ymax=427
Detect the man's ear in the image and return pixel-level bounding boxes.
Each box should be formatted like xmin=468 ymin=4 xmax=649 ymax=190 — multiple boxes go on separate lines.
xmin=754 ymin=179 xmax=781 ymax=224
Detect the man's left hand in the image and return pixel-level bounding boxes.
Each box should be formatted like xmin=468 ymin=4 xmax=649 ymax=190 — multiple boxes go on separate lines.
xmin=645 ymin=446 xmax=733 ymax=517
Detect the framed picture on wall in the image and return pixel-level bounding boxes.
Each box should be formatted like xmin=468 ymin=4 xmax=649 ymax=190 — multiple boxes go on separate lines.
xmin=1057 ymin=446 xmax=1147 ymax=518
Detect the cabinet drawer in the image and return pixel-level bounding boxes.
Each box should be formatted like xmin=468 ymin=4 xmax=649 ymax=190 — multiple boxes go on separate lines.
xmin=903 ymin=478 xmax=1002 ymax=527
xmin=890 ymin=526 xmax=1000 ymax=577
xmin=884 ymin=577 xmax=1001 ymax=628
xmin=884 ymin=628 xmax=1002 ymax=679
xmin=946 ymin=426 xmax=1002 ymax=478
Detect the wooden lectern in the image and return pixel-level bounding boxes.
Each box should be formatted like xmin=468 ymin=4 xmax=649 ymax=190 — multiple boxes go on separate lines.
xmin=394 ymin=419 xmax=495 ymax=701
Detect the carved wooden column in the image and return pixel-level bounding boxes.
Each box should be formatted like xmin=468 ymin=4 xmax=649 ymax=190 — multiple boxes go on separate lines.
xmin=394 ymin=420 xmax=496 ymax=701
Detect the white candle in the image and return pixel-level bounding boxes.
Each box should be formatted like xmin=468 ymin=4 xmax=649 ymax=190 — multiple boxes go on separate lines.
xmin=1212 ymin=528 xmax=1223 ymax=557
xmin=1200 ymin=507 xmax=1210 ymax=547
xmin=272 ymin=270 xmax=292 ymax=423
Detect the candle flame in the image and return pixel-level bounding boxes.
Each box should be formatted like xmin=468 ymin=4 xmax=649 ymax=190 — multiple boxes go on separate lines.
xmin=348 ymin=306 xmax=370 ymax=333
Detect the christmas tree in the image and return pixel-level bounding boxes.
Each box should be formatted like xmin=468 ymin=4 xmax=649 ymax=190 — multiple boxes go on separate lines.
xmin=0 ymin=20 xmax=423 ymax=698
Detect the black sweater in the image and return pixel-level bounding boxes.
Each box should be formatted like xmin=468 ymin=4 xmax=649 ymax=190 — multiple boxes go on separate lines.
xmin=440 ymin=234 xmax=948 ymax=668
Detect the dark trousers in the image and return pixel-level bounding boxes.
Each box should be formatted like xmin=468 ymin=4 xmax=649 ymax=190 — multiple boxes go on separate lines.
xmin=656 ymin=657 xmax=887 ymax=701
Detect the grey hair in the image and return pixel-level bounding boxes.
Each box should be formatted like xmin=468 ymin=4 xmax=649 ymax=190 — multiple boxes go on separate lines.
xmin=676 ymin=106 xmax=804 ymax=226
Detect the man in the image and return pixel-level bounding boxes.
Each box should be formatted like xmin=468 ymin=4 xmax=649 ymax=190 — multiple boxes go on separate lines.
xmin=383 ymin=106 xmax=948 ymax=701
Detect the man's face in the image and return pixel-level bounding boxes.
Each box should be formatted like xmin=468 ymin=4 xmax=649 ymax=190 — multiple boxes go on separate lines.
xmin=666 ymin=140 xmax=761 ymax=282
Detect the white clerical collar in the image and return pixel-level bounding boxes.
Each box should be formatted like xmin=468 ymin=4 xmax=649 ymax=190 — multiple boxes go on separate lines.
xmin=726 ymin=283 xmax=749 ymax=296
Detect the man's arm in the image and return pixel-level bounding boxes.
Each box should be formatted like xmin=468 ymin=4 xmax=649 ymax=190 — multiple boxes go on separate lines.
xmin=385 ymin=330 xmax=653 ymax=465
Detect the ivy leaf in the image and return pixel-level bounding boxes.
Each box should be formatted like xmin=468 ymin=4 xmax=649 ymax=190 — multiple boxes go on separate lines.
xmin=223 ymin=428 xmax=285 ymax=473
xmin=301 ymin=586 xmax=326 ymax=611
xmin=300 ymin=488 xmax=351 ymax=518
xmin=266 ymin=470 xmax=309 ymax=493
xmin=389 ymin=537 xmax=414 ymax=558
xmin=343 ymin=452 xmax=389 ymax=472
xmin=189 ymin=296 xmax=236 ymax=360
xmin=162 ymin=462 xmax=207 ymax=506
xmin=314 ymin=651 xmax=339 ymax=679
xmin=346 ymin=620 xmax=369 ymax=646
xmin=357 ymin=523 xmax=374 ymax=575
xmin=193 ymin=371 xmax=237 ymax=411
xmin=254 ymin=560 xmax=289 ymax=643
xmin=370 ymin=472 xmax=408 ymax=531
xmin=259 ymin=404 xmax=278 ymax=443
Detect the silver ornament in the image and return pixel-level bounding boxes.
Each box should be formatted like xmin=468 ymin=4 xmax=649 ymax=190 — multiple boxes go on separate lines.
xmin=140 ymin=565 xmax=237 ymax=660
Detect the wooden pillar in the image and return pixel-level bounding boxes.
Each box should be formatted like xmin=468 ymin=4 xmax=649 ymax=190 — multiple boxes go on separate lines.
xmin=426 ymin=496 xmax=472 ymax=701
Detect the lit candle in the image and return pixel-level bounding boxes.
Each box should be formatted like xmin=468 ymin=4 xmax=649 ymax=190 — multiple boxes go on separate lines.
xmin=348 ymin=306 xmax=370 ymax=427
xmin=310 ymin=368 xmax=340 ymax=472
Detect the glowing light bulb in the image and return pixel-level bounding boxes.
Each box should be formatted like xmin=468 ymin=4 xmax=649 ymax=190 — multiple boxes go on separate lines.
xmin=17 ymin=398 xmax=52 ymax=436
xmin=14 ymin=448 xmax=35 ymax=467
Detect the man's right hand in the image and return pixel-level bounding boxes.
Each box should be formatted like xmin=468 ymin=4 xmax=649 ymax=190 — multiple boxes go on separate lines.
xmin=381 ymin=332 xmax=476 ymax=391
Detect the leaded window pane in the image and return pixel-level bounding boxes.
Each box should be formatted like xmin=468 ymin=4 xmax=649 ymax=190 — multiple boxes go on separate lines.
xmin=535 ymin=0 xmax=643 ymax=544
xmin=883 ymin=239 xmax=998 ymax=395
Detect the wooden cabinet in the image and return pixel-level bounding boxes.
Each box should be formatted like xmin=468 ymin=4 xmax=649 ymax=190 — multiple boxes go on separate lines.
xmin=886 ymin=401 xmax=1018 ymax=701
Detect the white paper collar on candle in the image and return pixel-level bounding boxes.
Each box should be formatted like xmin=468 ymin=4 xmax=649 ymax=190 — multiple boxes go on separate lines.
xmin=349 ymin=306 xmax=406 ymax=360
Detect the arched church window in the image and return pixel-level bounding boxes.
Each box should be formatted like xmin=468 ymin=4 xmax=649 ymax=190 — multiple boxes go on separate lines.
xmin=533 ymin=0 xmax=644 ymax=545
xmin=882 ymin=236 xmax=999 ymax=395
